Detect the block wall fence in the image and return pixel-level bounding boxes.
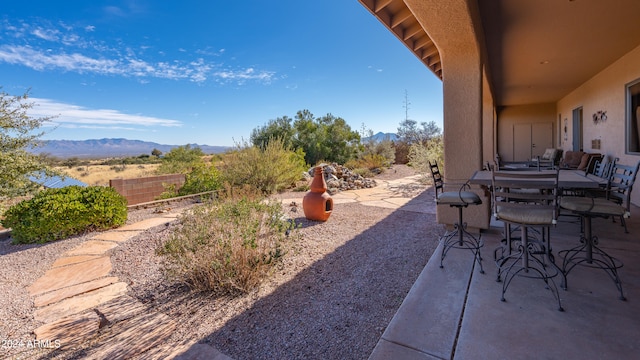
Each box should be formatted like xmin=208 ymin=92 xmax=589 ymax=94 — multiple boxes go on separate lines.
xmin=109 ymin=174 xmax=185 ymax=205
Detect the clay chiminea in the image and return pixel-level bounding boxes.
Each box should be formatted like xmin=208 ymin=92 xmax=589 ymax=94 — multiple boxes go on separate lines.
xmin=303 ymin=166 xmax=333 ymax=221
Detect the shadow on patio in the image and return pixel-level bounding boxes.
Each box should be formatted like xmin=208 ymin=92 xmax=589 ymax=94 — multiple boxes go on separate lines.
xmin=370 ymin=204 xmax=640 ymax=360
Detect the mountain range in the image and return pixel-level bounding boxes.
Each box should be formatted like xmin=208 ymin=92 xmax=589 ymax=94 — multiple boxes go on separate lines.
xmin=30 ymin=138 xmax=231 ymax=158
xmin=364 ymin=132 xmax=398 ymax=142
xmin=29 ymin=133 xmax=398 ymax=159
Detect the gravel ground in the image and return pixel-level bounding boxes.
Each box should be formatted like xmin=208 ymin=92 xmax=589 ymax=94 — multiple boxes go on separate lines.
xmin=0 ymin=165 xmax=443 ymax=360
xmin=0 ymin=198 xmax=199 ymax=360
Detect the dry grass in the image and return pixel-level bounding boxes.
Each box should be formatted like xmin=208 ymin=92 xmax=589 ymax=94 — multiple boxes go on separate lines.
xmin=55 ymin=163 xmax=161 ymax=186
xmin=157 ymin=188 xmax=296 ymax=295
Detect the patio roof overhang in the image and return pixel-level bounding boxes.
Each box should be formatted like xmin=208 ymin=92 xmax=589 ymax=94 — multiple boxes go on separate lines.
xmin=358 ymin=0 xmax=442 ymax=80
xmin=359 ymin=0 xmax=640 ymax=107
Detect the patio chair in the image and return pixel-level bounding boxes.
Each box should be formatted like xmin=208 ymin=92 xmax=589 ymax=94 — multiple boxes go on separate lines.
xmin=582 ymin=159 xmax=635 ymax=233
xmin=428 ymin=161 xmax=484 ymax=274
xmin=491 ymin=169 xmax=564 ymax=311
xmin=561 ymin=154 xmax=605 ymax=197
xmin=534 ymin=148 xmax=561 ymax=169
xmin=593 ymin=157 xmax=617 ymax=180
xmin=559 ymin=161 xmax=640 ymax=300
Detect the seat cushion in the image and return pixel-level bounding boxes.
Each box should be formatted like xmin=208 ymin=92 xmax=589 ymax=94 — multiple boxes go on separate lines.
xmin=560 ymin=197 xmax=629 ymax=218
xmin=562 ymin=151 xmax=585 ymax=168
xmin=495 ymin=206 xmax=556 ymax=225
xmin=437 ymin=191 xmax=482 ymax=206
xmin=541 ymin=148 xmax=557 ymax=160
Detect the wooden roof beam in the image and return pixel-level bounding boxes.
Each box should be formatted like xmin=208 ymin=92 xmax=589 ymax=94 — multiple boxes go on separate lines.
xmin=413 ymin=37 xmax=434 ymax=52
xmin=391 ymin=8 xmax=413 ymax=29
xmin=374 ymin=0 xmax=394 ymax=13
xmin=426 ymin=54 xmax=441 ymax=68
xmin=421 ymin=46 xmax=439 ymax=60
xmin=403 ymin=23 xmax=423 ymax=41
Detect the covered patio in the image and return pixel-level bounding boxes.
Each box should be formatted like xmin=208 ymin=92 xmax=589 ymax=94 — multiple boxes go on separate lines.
xmin=358 ymin=1 xmax=640 ymax=359
xmin=358 ymin=0 xmax=640 ymax=228
xmin=369 ymin=203 xmax=640 ymax=359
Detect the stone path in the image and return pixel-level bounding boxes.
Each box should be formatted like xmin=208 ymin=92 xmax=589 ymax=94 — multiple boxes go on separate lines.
xmin=25 ymin=174 xmax=431 ymax=359
xmin=282 ymin=174 xmax=436 ymax=215
xmin=28 ymin=211 xmax=231 ymax=359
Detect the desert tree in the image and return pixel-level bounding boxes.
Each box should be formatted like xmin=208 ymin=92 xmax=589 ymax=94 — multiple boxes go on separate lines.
xmin=156 ymin=144 xmax=205 ymax=174
xmin=0 ymin=89 xmax=55 ymax=200
xmin=250 ymin=115 xmax=295 ymax=150
xmin=250 ymin=109 xmax=361 ymax=166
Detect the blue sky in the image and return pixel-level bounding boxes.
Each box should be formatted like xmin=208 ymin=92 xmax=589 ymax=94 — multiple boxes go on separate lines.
xmin=1 ymin=0 xmax=443 ymax=147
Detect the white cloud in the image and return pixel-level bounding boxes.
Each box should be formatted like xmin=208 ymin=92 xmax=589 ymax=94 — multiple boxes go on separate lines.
xmin=0 ymin=20 xmax=277 ymax=85
xmin=214 ymin=67 xmax=275 ymax=83
xmin=0 ymin=44 xmax=275 ymax=83
xmin=32 ymin=27 xmax=59 ymax=41
xmin=29 ymin=98 xmax=183 ymax=130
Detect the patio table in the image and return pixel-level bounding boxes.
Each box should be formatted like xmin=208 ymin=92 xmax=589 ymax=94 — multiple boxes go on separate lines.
xmin=469 ymin=169 xmax=606 ymax=189
xmin=469 ymin=169 xmax=607 ymax=309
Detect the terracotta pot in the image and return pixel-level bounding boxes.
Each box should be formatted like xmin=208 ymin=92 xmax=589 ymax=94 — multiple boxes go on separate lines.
xmin=303 ymin=166 xmax=333 ymax=221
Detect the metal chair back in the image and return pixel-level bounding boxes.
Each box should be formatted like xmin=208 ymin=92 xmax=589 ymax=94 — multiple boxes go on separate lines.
xmin=491 ymin=170 xmax=560 ymax=225
xmin=584 ymin=154 xmax=604 ymax=175
xmin=607 ymin=161 xmax=640 ymax=212
xmin=428 ymin=161 xmax=444 ymax=196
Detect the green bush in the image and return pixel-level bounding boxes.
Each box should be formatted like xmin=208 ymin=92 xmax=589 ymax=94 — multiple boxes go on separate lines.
xmin=221 ymin=138 xmax=307 ymax=194
xmin=2 ymin=186 xmax=128 ymax=244
xmin=345 ymin=154 xmax=389 ymax=175
xmin=178 ymin=164 xmax=222 ymax=196
xmin=408 ymin=136 xmax=444 ymax=183
xmin=157 ymin=187 xmax=297 ymax=295
xmin=156 ymin=144 xmax=205 ymax=175
xmin=358 ymin=133 xmax=395 ymax=168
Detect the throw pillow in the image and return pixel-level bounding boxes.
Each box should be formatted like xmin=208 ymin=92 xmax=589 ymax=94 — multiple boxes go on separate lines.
xmin=577 ymin=153 xmax=590 ymax=170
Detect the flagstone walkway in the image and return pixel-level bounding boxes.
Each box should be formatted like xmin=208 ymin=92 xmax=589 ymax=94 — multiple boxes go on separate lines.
xmin=24 ymin=174 xmax=432 ymax=359
xmin=27 ymin=212 xmax=231 ymax=359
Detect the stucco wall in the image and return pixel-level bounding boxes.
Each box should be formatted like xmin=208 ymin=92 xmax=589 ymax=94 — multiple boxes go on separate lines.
xmin=482 ymin=66 xmax=496 ymax=166
xmin=557 ymin=44 xmax=640 ymax=206
xmin=496 ymin=103 xmax=557 ymax=162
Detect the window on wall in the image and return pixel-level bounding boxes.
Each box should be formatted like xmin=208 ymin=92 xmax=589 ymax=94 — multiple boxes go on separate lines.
xmin=627 ymin=78 xmax=640 ymax=155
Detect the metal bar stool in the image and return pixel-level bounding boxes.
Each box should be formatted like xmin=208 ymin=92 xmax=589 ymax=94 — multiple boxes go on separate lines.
xmin=429 ymin=161 xmax=484 ymax=274
xmin=491 ymin=169 xmax=564 ymax=311
xmin=559 ymin=161 xmax=639 ymax=300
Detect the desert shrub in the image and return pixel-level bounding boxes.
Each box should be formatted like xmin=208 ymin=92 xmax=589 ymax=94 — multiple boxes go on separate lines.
xmin=157 ymin=183 xmax=178 ymax=200
xmin=220 ymin=138 xmax=306 ymax=194
xmin=359 ymin=134 xmax=395 ymax=167
xmin=157 ymin=186 xmax=297 ymax=295
xmin=178 ymin=164 xmax=222 ymax=196
xmin=408 ymin=136 xmax=444 ymax=183
xmin=157 ymin=145 xmax=205 ymax=175
xmin=293 ymin=183 xmax=310 ymax=192
xmin=62 ymin=157 xmax=82 ymax=168
xmin=352 ymin=167 xmax=374 ymax=178
xmin=394 ymin=141 xmax=411 ymax=164
xmin=110 ymin=164 xmax=126 ymax=172
xmin=346 ymin=154 xmax=389 ymax=174
xmin=2 ymin=186 xmax=127 ymax=244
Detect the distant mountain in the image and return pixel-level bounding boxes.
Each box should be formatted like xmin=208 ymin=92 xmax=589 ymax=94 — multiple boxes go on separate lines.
xmin=364 ymin=132 xmax=398 ymax=142
xmin=31 ymin=138 xmax=231 ymax=158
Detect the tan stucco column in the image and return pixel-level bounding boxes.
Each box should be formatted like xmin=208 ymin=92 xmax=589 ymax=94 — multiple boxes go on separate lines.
xmin=405 ymin=0 xmax=490 ymax=230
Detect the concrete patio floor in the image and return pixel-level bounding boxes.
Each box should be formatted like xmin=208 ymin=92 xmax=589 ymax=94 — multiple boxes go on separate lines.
xmin=369 ymin=204 xmax=640 ymax=359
